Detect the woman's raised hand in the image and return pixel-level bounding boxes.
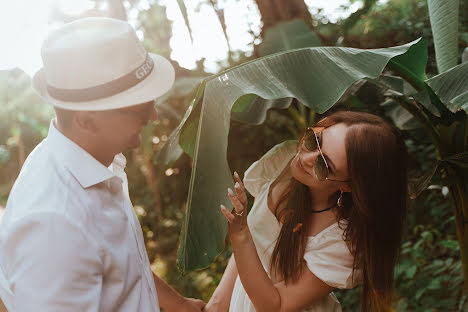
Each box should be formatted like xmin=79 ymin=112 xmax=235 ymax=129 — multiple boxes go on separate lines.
xmin=220 ymin=171 xmax=249 ymax=240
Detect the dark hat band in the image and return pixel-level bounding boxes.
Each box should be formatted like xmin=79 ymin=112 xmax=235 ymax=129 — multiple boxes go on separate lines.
xmin=46 ymin=54 xmax=154 ymax=102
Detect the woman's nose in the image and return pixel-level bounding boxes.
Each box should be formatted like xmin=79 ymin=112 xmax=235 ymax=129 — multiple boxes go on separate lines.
xmin=301 ymin=149 xmax=320 ymax=166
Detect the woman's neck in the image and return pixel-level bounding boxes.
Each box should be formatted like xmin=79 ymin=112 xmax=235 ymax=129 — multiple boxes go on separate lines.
xmin=307 ymin=187 xmax=340 ymax=212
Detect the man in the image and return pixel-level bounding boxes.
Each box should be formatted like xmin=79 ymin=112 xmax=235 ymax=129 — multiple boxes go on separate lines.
xmin=0 ymin=17 xmax=205 ymax=312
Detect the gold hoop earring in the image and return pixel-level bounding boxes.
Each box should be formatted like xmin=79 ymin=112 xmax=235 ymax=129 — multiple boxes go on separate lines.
xmin=337 ymin=189 xmax=344 ymax=207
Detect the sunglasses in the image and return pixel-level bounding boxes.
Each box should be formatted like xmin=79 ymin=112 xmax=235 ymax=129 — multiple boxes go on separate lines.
xmin=301 ymin=127 xmax=350 ymax=183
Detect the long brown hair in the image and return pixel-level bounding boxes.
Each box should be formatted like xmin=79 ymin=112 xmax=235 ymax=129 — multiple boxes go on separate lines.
xmin=270 ymin=111 xmax=408 ymax=311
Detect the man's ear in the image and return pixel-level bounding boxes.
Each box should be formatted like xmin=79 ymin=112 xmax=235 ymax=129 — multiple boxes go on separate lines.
xmin=74 ymin=111 xmax=99 ymax=134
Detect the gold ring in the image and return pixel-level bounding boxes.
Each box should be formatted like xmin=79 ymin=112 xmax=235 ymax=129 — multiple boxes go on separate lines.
xmin=235 ymin=210 xmax=244 ymax=217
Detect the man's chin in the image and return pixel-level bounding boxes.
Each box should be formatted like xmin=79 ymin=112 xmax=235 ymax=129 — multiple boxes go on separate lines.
xmin=125 ymin=134 xmax=142 ymax=150
xmin=133 ymin=134 xmax=142 ymax=148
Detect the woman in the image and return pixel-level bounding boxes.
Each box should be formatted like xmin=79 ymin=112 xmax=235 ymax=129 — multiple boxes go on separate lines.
xmin=204 ymin=111 xmax=408 ymax=312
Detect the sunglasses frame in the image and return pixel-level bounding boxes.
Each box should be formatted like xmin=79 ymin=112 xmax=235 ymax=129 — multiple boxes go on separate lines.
xmin=301 ymin=126 xmax=350 ymax=183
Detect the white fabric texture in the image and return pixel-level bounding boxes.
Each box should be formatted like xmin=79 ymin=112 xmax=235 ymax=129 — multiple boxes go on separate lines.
xmin=229 ymin=140 xmax=357 ymax=312
xmin=0 ymin=120 xmax=159 ymax=312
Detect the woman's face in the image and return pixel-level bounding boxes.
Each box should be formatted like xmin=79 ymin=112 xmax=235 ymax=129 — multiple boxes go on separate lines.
xmin=290 ymin=123 xmax=350 ymax=192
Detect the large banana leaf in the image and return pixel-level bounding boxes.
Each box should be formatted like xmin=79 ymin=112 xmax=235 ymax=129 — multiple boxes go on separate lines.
xmin=426 ymin=62 xmax=468 ymax=113
xmin=427 ymin=0 xmax=459 ymax=73
xmin=165 ymin=38 xmax=427 ymax=273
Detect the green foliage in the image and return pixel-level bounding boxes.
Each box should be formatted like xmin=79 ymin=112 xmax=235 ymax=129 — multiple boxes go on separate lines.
xmin=346 ymin=0 xmax=433 ymax=43
xmin=156 ymin=0 xmax=468 ymax=304
xmin=2 ymin=0 xmax=467 ymax=309
xmin=394 ymin=134 xmax=465 ymax=311
xmin=0 ymin=68 xmax=53 ymax=204
xmin=135 ymin=1 xmax=173 ymax=58
xmin=165 ymin=39 xmax=424 ymax=273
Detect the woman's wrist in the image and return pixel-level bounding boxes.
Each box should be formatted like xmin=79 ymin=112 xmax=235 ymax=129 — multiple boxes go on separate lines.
xmin=230 ymin=227 xmax=252 ymax=246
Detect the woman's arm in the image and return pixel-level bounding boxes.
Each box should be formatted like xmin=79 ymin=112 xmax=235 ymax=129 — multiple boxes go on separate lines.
xmin=204 ymin=255 xmax=238 ymax=311
xmin=231 ymin=231 xmax=333 ymax=312
xmin=221 ymin=175 xmax=333 ymax=312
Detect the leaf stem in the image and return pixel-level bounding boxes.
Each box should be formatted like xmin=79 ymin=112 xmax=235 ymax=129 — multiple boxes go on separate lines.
xmin=387 ymin=60 xmax=452 ymax=119
xmin=387 ymin=59 xmax=426 ymax=91
xmin=391 ymin=95 xmax=442 ymax=159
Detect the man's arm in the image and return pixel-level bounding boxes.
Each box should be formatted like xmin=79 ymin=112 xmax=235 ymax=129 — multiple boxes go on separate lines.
xmin=152 ymin=272 xmax=205 ymax=312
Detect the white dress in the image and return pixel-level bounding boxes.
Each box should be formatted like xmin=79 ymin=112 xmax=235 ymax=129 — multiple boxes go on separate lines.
xmin=229 ymin=140 xmax=359 ymax=312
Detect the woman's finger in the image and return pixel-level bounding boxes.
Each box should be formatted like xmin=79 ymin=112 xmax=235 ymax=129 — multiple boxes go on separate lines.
xmin=233 ymin=171 xmax=242 ymax=185
xmin=233 ymin=172 xmax=247 ymax=205
xmin=234 ymin=182 xmax=248 ymax=207
xmin=228 ymin=188 xmax=245 ymax=213
xmin=220 ymin=204 xmax=235 ymax=223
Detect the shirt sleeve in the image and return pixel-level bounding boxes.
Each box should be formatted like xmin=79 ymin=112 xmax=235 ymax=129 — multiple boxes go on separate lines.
xmin=1 ymin=212 xmax=103 ymax=312
xmin=243 ymin=140 xmax=297 ymax=197
xmin=303 ymin=226 xmax=359 ymax=289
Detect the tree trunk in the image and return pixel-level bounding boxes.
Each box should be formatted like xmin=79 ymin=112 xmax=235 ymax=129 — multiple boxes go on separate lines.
xmin=254 ymin=0 xmax=313 ymax=36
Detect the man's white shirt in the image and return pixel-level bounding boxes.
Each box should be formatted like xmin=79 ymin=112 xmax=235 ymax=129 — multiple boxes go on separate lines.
xmin=0 ymin=120 xmax=160 ymax=311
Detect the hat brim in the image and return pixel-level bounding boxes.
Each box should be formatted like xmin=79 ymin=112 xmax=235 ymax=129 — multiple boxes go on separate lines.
xmin=32 ymin=53 xmax=175 ymax=111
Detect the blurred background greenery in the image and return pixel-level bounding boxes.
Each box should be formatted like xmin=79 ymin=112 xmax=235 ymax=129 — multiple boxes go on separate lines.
xmin=1 ymin=0 xmax=467 ymax=311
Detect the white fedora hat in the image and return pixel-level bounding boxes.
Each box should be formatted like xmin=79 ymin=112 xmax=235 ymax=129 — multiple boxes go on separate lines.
xmin=32 ymin=17 xmax=175 ymax=111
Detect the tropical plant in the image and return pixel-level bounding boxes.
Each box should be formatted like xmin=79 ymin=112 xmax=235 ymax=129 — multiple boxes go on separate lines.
xmin=159 ymin=0 xmax=468 ymax=301
xmin=0 ymin=68 xmax=53 ymax=203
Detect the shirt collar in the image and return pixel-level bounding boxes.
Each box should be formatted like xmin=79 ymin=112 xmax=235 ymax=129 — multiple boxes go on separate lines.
xmin=46 ymin=119 xmax=123 ymax=189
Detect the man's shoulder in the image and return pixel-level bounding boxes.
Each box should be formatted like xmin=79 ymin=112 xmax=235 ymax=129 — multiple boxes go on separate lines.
xmin=4 ymin=143 xmax=87 ymax=225
xmin=13 ymin=139 xmax=55 ymax=184
xmin=10 ymin=139 xmax=68 ymax=196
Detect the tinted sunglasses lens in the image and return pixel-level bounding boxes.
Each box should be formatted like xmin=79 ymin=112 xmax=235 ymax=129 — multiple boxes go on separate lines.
xmin=304 ymin=131 xmax=317 ymax=151
xmin=315 ymin=156 xmax=328 ymax=181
